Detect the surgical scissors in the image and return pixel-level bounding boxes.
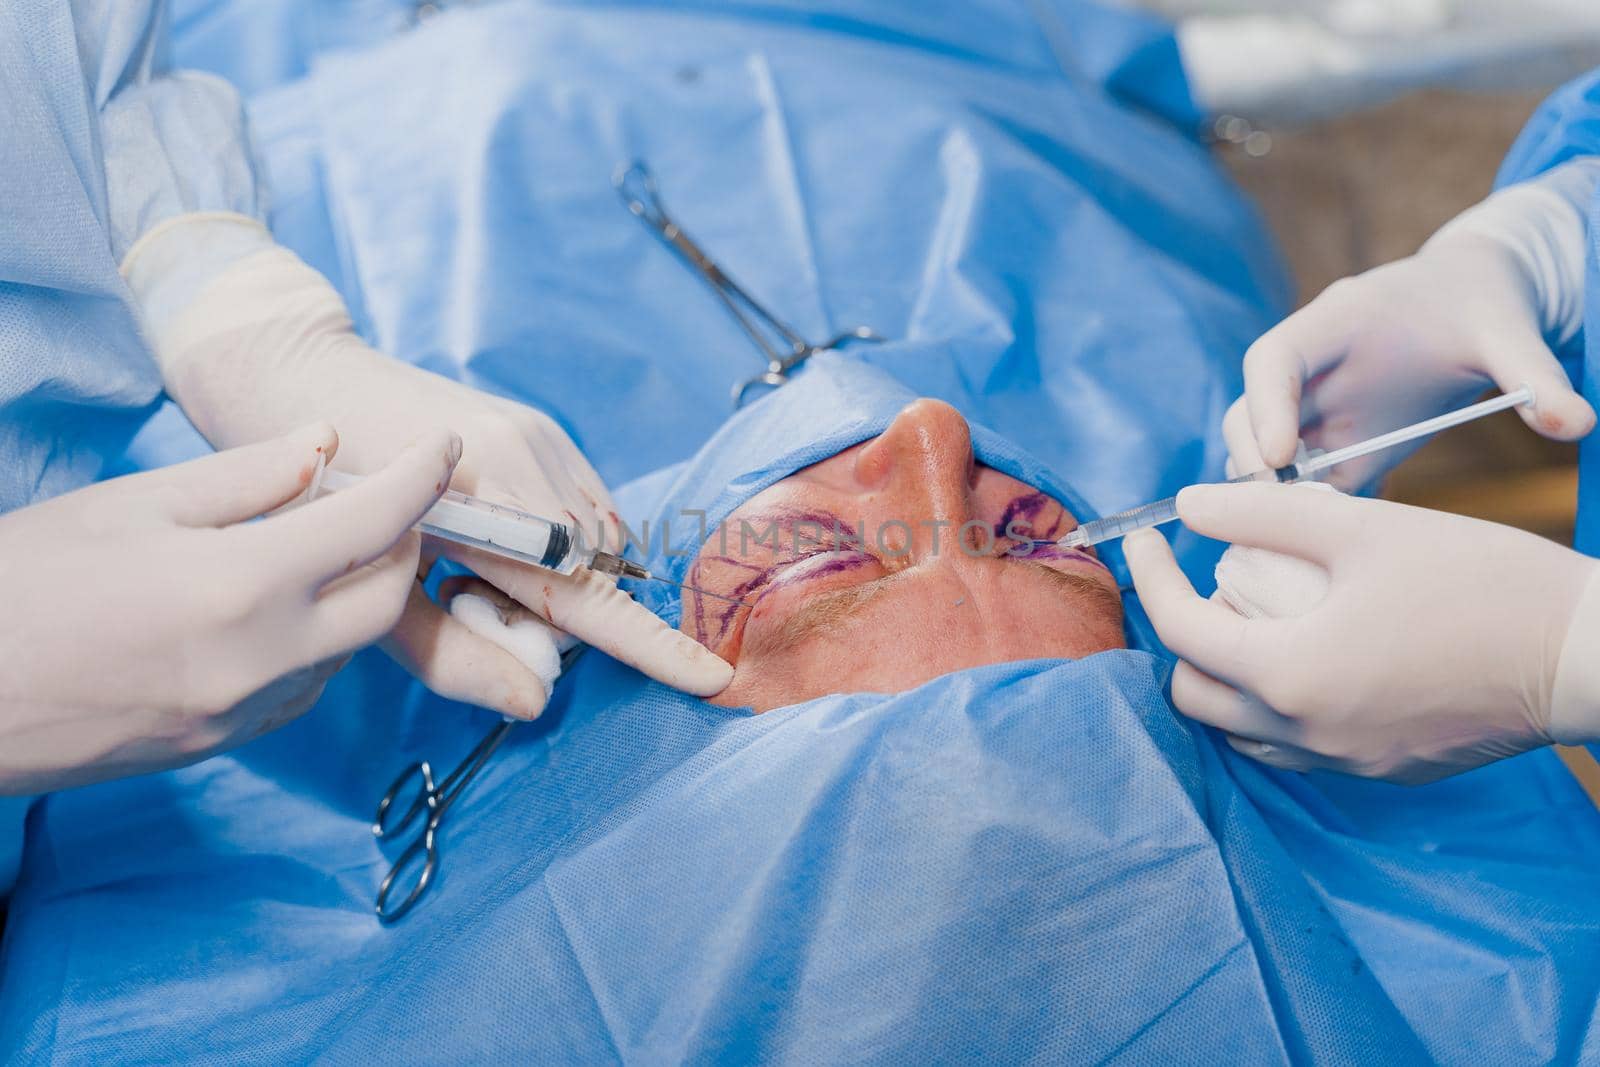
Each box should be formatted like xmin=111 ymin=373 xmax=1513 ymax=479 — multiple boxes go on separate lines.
xmin=372 ymin=647 xmax=584 ymax=923
xmin=613 ymin=160 xmax=884 ymax=407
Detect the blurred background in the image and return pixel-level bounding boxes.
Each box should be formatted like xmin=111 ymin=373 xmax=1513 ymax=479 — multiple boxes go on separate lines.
xmin=1123 ymin=0 xmax=1600 ymax=542
xmin=1219 ymin=90 xmax=1582 ymax=539
xmin=1131 ymin=0 xmax=1600 ymax=783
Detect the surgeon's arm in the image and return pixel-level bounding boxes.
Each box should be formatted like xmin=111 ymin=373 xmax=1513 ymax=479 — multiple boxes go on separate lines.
xmin=95 ymin=22 xmax=730 ymax=714
xmin=124 ymin=233 xmax=732 ymax=707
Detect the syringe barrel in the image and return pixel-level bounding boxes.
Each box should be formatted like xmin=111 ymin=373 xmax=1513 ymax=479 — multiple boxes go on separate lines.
xmin=418 ymin=492 xmax=583 ymax=573
xmin=1071 ymin=467 xmax=1285 ymax=548
xmin=1074 ymin=495 xmax=1182 ymax=546
xmin=318 ymin=470 xmax=584 ymax=574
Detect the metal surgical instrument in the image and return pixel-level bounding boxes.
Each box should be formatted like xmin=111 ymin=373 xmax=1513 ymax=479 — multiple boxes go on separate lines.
xmin=372 ymin=647 xmax=585 ymax=923
xmin=312 ymin=468 xmax=743 ymax=608
xmin=613 ymin=160 xmax=884 ymax=407
xmin=312 ymin=467 xmax=645 ymax=579
xmin=1059 ymin=386 xmax=1536 ymax=549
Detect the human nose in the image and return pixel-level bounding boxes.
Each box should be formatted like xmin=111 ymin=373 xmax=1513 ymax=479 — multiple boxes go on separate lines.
xmin=852 ymin=399 xmax=977 ymax=562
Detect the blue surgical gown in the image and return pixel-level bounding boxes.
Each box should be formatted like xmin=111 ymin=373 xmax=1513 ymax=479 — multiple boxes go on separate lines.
xmin=0 ymin=5 xmax=160 ymax=515
xmin=0 ymin=0 xmax=264 ymax=511
xmin=1500 ymin=67 xmax=1600 ymax=560
xmin=0 ymin=0 xmax=265 ymax=895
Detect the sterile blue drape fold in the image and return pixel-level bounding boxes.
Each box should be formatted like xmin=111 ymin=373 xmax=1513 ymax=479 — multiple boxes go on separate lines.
xmin=6 ymin=5 xmax=1600 ymax=1064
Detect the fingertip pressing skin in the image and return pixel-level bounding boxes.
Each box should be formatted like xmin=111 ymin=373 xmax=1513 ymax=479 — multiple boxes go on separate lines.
xmin=471 ymin=556 xmax=735 ymax=697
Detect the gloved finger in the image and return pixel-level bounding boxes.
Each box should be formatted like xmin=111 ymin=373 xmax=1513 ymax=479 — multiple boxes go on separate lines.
xmin=306 ymin=532 xmax=423 ymax=656
xmin=1170 ymin=661 xmax=1293 ymax=742
xmin=237 ymin=656 xmax=347 ymax=741
xmin=1223 ymin=733 xmax=1323 ymax=774
xmin=475 ymin=465 xmax=604 ymax=557
xmin=262 ymin=430 xmax=461 ymax=586
xmin=379 ymin=580 xmax=551 ymax=720
xmin=162 ymin=421 xmax=340 ymax=527
xmin=528 ymin=436 xmax=606 ymax=532
xmin=441 ymin=577 xmax=571 ymax=695
xmin=1297 ymin=420 xmax=1392 ymax=493
xmin=1480 ymin=335 xmax=1597 ymax=442
xmin=1222 ymin=396 xmax=1268 ymax=477
xmin=464 ymin=553 xmax=733 ymax=696
xmin=1242 ymin=287 xmax=1359 ymax=468
xmin=1174 ymin=481 xmax=1357 ymax=565
xmin=194 ymin=657 xmax=349 ymax=767
xmin=1295 ymin=416 xmax=1394 ymax=493
xmin=562 ymin=448 xmax=626 ymax=547
xmin=1123 ymin=529 xmax=1262 ymax=690
xmin=528 ymin=442 xmax=611 ymax=538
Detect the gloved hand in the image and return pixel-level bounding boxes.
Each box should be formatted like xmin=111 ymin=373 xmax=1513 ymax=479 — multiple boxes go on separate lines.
xmin=1228 ymin=159 xmax=1599 ymax=490
xmin=0 ymin=423 xmax=461 ymax=795
xmin=1125 ymin=481 xmax=1600 ymax=784
xmin=122 ymin=215 xmax=733 ymax=719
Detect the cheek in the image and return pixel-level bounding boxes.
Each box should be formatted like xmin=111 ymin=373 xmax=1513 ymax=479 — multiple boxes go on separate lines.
xmin=682 ymin=550 xmax=885 ymax=658
xmin=1043 ymin=590 xmax=1126 ymax=652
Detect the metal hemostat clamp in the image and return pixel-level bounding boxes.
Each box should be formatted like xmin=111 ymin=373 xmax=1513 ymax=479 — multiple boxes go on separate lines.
xmin=372 ymin=646 xmax=587 ymax=923
xmin=613 ymin=160 xmax=884 ymax=407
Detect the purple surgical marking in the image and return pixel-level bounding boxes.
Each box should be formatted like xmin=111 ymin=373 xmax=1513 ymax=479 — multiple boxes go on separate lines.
xmin=990 ymin=490 xmax=1107 ymax=570
xmin=993 ymin=491 xmax=1054 ymax=540
xmin=995 ymin=491 xmax=1068 ymax=545
xmin=1014 ymin=541 xmax=1110 ymax=571
xmin=684 ymin=507 xmax=869 ymax=646
xmin=739 ymin=551 xmax=875 ymax=620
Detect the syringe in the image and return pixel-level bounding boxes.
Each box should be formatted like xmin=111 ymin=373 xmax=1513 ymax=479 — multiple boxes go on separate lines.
xmin=315 ymin=468 xmax=649 ymax=579
xmin=1059 ymin=386 xmax=1535 ymax=550
xmin=313 ymin=468 xmax=755 ymax=606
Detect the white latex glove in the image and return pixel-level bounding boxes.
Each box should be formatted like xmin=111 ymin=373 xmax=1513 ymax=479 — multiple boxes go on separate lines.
xmin=0 ymin=423 xmax=462 ymax=795
xmin=1211 ymin=483 xmax=1335 ymax=620
xmin=122 ymin=215 xmax=732 ymax=719
xmin=1228 ymin=158 xmax=1600 ymax=490
xmin=1124 ymin=481 xmax=1600 ymax=784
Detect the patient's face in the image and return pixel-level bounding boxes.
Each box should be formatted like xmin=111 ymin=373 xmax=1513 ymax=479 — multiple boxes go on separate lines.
xmin=681 ymin=399 xmax=1125 ymax=710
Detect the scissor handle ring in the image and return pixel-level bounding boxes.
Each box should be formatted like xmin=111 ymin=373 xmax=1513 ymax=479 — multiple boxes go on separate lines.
xmin=373 ymin=760 xmax=435 ymax=839
xmin=375 ymin=824 xmax=439 ymax=924
xmin=613 ymin=161 xmax=668 ymax=228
